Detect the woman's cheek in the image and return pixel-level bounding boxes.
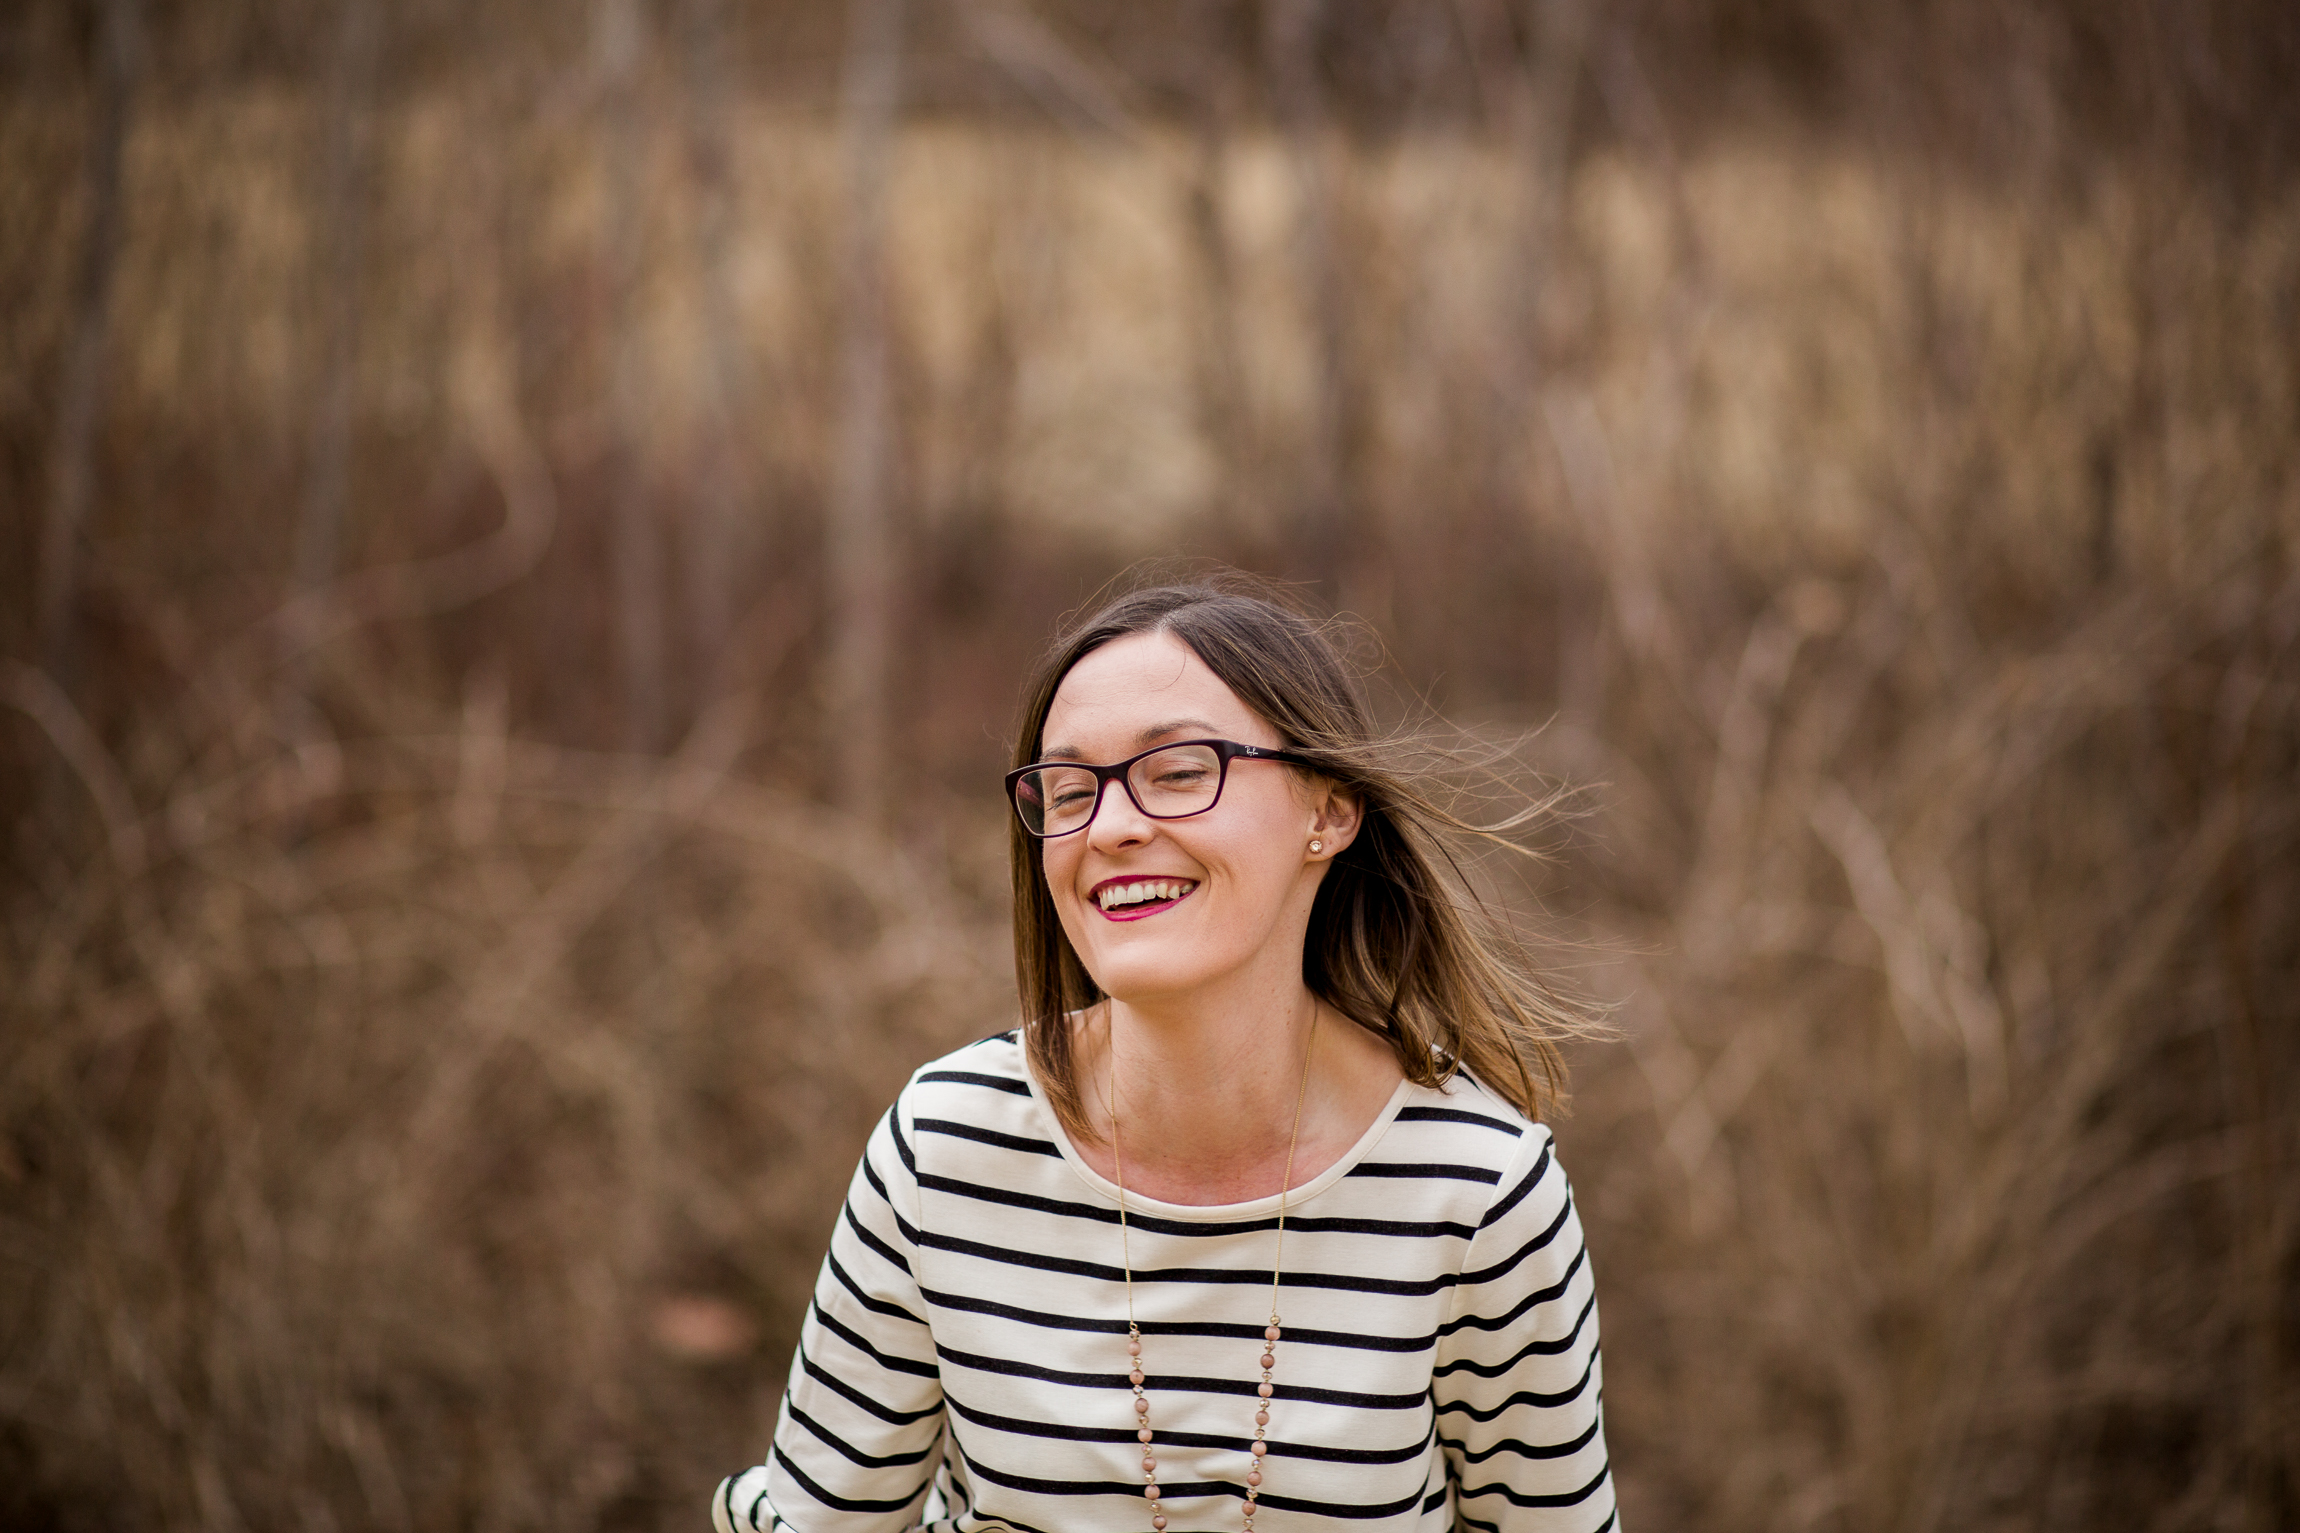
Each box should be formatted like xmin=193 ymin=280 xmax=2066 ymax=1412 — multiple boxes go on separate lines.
xmin=1051 ymin=884 xmax=1093 ymax=957
xmin=1036 ymin=854 xmax=1082 ymax=951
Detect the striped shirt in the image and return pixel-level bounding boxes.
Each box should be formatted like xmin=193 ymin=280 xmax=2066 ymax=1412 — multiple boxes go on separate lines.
xmin=713 ymin=1032 xmax=1614 ymax=1533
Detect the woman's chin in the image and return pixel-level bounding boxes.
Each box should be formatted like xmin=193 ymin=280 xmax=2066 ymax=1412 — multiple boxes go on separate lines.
xmin=1087 ymin=952 xmax=1230 ymax=1012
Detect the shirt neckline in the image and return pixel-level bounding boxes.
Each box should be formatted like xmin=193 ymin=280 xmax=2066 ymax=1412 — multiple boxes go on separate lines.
xmin=1015 ymin=1039 xmax=1422 ymax=1222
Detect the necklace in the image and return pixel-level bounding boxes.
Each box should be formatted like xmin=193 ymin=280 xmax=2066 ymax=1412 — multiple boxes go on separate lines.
xmin=1106 ymin=1004 xmax=1321 ymax=1532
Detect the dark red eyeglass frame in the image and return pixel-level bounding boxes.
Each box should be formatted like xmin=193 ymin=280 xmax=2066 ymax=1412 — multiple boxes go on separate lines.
xmin=1004 ymin=738 xmax=1317 ymax=838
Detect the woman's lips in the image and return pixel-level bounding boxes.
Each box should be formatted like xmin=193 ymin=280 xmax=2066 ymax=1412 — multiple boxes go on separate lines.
xmin=1091 ymin=878 xmax=1199 ymax=921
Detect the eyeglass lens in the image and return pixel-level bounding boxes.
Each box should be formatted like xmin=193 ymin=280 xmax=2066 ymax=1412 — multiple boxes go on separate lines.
xmin=1011 ymin=744 xmax=1226 ymax=836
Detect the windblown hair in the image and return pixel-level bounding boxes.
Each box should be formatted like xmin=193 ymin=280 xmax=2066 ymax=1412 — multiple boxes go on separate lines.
xmin=1009 ymin=569 xmax=1592 ymax=1142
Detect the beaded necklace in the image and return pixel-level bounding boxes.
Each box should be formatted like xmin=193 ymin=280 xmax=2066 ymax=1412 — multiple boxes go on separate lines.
xmin=1106 ymin=1005 xmax=1321 ymax=1532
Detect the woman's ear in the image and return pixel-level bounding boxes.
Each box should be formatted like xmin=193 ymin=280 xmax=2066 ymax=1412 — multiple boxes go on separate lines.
xmin=1309 ymin=781 xmax=1362 ymax=857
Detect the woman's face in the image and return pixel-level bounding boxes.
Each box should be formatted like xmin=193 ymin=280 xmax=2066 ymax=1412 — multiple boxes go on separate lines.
xmin=1035 ymin=629 xmax=1354 ymax=1012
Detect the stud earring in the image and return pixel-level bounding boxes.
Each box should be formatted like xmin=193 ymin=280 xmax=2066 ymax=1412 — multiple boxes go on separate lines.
xmin=1309 ymin=839 xmax=1324 ymax=854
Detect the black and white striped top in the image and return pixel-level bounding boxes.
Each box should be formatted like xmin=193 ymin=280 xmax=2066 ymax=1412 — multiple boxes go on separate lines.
xmin=713 ymin=1032 xmax=1614 ymax=1533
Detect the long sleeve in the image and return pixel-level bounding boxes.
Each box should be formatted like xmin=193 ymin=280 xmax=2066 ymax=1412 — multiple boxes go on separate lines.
xmin=1434 ymin=1126 xmax=1616 ymax=1533
xmin=715 ymin=1098 xmax=946 ymax=1533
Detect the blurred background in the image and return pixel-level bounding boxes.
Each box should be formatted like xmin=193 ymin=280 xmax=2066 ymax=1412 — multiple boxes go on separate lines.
xmin=4 ymin=1 xmax=2297 ymax=1529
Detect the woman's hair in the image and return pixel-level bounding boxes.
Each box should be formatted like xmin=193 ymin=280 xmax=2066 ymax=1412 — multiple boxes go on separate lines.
xmin=1009 ymin=567 xmax=1594 ymax=1141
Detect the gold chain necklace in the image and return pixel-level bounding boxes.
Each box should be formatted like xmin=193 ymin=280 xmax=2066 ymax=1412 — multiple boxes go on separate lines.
xmin=1106 ymin=1004 xmax=1321 ymax=1532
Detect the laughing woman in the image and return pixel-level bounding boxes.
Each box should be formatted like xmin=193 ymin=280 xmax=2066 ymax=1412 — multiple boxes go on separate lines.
xmin=714 ymin=575 xmax=1616 ymax=1532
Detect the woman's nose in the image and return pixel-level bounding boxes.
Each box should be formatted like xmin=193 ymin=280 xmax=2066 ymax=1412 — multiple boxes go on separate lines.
xmin=1085 ymin=777 xmax=1155 ymax=848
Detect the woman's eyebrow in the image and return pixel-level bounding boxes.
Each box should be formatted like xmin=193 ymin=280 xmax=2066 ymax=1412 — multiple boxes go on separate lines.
xmin=1036 ymin=718 xmax=1224 ymax=762
xmin=1131 ymin=717 xmax=1222 ymax=747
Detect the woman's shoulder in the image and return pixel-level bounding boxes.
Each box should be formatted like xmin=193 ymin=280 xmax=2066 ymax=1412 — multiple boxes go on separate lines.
xmin=1385 ymin=1068 xmax=1558 ymax=1177
xmin=875 ymin=1030 xmax=1079 ymax=1203
xmin=904 ymin=1028 xmax=1030 ymax=1087
xmin=889 ymin=1029 xmax=1044 ymax=1129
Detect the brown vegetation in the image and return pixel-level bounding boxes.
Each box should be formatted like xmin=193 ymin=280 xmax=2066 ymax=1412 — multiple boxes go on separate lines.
xmin=3 ymin=2 xmax=2296 ymax=1531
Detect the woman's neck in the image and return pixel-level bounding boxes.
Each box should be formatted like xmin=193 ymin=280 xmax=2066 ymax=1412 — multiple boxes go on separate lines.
xmin=1072 ymin=981 xmax=1405 ymax=1206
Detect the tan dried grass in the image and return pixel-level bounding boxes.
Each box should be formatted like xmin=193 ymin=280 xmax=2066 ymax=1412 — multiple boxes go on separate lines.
xmin=4 ymin=16 xmax=2297 ymax=1531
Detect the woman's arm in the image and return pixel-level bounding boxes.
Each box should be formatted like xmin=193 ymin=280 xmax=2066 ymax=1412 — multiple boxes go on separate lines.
xmin=1434 ymin=1125 xmax=1617 ymax=1533
xmin=714 ymin=1098 xmax=946 ymax=1532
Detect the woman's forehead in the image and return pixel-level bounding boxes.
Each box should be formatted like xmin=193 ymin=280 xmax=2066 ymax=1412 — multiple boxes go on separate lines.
xmin=1041 ymin=631 xmax=1264 ymax=752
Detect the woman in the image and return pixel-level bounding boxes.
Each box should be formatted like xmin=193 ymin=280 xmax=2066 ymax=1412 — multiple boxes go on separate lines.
xmin=715 ymin=574 xmax=1615 ymax=1531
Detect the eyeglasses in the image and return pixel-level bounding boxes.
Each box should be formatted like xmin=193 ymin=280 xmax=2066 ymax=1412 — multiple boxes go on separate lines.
xmin=1005 ymin=739 xmax=1316 ymax=839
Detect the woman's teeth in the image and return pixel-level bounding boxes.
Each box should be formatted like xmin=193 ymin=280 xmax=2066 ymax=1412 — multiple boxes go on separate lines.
xmin=1095 ymin=879 xmax=1196 ymax=911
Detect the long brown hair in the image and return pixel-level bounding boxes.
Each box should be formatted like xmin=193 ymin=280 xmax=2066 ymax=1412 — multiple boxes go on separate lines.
xmin=1009 ymin=568 xmax=1594 ymax=1140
